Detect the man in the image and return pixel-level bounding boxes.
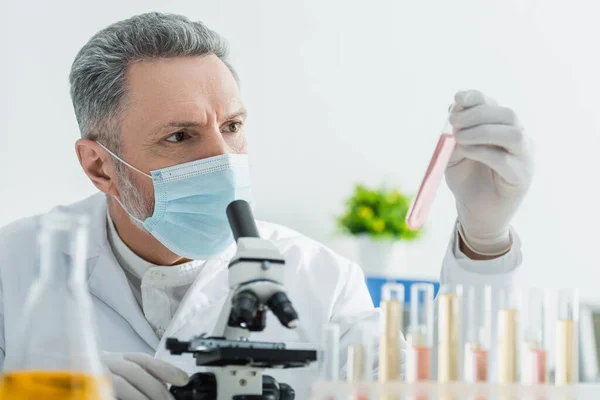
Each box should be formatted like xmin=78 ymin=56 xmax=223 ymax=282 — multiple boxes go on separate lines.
xmin=0 ymin=12 xmax=532 ymax=400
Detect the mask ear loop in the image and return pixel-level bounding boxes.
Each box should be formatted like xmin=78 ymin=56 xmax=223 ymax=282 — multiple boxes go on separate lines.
xmin=96 ymin=142 xmax=150 ymax=226
xmin=97 ymin=142 xmax=152 ymax=179
xmin=111 ymin=196 xmax=145 ymax=226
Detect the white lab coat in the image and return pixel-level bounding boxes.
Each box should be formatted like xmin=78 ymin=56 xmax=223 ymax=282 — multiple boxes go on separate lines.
xmin=0 ymin=193 xmax=522 ymax=398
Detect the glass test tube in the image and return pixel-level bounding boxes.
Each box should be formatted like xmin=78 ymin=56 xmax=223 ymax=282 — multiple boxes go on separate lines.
xmin=379 ymin=283 xmax=404 ymax=400
xmin=347 ymin=344 xmax=364 ymax=383
xmin=407 ymin=283 xmax=434 ymax=382
xmin=555 ymin=289 xmax=579 ymax=385
xmin=320 ymin=323 xmax=340 ymax=382
xmin=346 ymin=326 xmax=374 ymax=400
xmin=464 ymin=285 xmax=492 ymax=383
xmin=522 ymin=288 xmax=549 ymax=384
xmin=437 ymin=284 xmax=463 ymax=382
xmin=497 ymin=287 xmax=520 ymax=383
xmin=360 ymin=325 xmax=375 ymax=382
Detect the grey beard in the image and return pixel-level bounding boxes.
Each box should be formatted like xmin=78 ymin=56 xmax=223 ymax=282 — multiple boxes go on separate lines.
xmin=114 ymin=162 xmax=154 ymax=229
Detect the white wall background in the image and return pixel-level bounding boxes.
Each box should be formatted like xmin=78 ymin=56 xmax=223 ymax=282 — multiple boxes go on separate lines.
xmin=1 ymin=1 xmax=599 ymax=299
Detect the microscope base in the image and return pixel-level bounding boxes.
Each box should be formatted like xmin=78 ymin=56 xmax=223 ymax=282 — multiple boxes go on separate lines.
xmin=166 ymin=337 xmax=315 ymax=400
xmin=169 ymin=371 xmax=295 ymax=400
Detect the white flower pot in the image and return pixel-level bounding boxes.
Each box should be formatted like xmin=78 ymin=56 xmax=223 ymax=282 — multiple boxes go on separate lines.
xmin=356 ymin=235 xmax=407 ymax=279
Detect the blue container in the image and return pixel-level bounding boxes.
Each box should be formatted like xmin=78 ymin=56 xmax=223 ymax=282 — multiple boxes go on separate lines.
xmin=366 ymin=276 xmax=440 ymax=307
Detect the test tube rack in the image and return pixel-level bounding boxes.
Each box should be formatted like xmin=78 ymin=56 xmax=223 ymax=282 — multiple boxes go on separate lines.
xmin=309 ymin=380 xmax=600 ymax=399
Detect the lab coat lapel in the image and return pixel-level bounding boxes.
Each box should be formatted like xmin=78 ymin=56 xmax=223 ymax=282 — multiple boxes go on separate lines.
xmin=88 ymin=247 xmax=160 ymax=350
xmin=82 ymin=194 xmax=160 ymax=350
xmin=168 ymin=258 xmax=229 ymax=338
xmin=154 ymin=256 xmax=231 ymax=361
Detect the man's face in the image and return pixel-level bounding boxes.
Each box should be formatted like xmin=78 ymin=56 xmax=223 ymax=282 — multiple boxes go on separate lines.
xmin=115 ymin=55 xmax=247 ymax=219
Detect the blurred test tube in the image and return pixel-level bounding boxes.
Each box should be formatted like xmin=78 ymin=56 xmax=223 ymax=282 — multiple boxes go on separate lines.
xmin=437 ymin=284 xmax=463 ymax=383
xmin=555 ymin=289 xmax=579 ymax=385
xmin=464 ymin=285 xmax=492 ymax=384
xmin=346 ymin=325 xmax=373 ymax=400
xmin=497 ymin=287 xmax=520 ymax=384
xmin=320 ymin=323 xmax=340 ymax=382
xmin=379 ymin=283 xmax=404 ymax=400
xmin=407 ymin=283 xmax=434 ymax=382
xmin=522 ymin=288 xmax=549 ymax=385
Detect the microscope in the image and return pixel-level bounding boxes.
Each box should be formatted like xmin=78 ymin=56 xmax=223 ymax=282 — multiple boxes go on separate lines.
xmin=166 ymin=200 xmax=318 ymax=400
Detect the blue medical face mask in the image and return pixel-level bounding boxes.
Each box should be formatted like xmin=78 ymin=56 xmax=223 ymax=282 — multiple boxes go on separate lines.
xmin=98 ymin=143 xmax=253 ymax=259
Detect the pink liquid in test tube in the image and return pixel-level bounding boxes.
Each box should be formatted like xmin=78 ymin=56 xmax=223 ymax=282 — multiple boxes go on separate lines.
xmin=407 ymin=284 xmax=434 ymax=400
xmin=464 ymin=343 xmax=488 ymax=400
xmin=465 ymin=344 xmax=488 ymax=382
xmin=463 ymin=286 xmax=492 ymax=384
xmin=528 ymin=347 xmax=547 ymax=384
xmin=463 ymin=286 xmax=491 ymax=400
xmin=412 ymin=346 xmax=431 ymax=381
xmin=522 ymin=289 xmax=550 ymax=386
xmin=405 ymin=105 xmax=457 ymax=231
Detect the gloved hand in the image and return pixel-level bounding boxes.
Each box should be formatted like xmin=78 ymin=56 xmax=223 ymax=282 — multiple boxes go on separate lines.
xmin=102 ymin=352 xmax=190 ymax=400
xmin=446 ymin=90 xmax=533 ymax=255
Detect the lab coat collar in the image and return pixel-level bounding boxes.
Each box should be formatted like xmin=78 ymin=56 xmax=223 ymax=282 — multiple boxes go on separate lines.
xmin=57 ymin=193 xmax=242 ymax=351
xmin=82 ymin=194 xmax=161 ymax=349
xmin=88 ymin=246 xmax=161 ymax=350
xmin=76 ymin=193 xmax=238 ymax=351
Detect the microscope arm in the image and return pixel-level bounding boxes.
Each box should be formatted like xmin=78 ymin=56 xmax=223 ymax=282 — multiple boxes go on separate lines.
xmin=211 ymin=200 xmax=299 ymax=339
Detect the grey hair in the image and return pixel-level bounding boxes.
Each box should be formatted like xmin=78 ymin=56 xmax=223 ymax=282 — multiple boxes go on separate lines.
xmin=69 ymin=12 xmax=238 ymax=153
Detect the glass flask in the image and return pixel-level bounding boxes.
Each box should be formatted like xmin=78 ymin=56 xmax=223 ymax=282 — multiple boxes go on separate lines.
xmin=0 ymin=211 xmax=113 ymax=399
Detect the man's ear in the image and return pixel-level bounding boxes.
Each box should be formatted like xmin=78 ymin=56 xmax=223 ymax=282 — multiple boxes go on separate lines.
xmin=75 ymin=139 xmax=120 ymax=196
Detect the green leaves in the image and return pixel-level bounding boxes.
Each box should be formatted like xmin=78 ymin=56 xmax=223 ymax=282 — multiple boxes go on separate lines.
xmin=337 ymin=184 xmax=421 ymax=241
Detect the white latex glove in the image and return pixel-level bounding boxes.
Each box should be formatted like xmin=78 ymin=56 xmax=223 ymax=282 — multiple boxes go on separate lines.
xmin=446 ymin=90 xmax=533 ymax=255
xmin=102 ymin=352 xmax=190 ymax=400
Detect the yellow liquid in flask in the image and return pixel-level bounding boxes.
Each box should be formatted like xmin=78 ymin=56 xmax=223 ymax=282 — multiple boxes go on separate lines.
xmin=0 ymin=371 xmax=112 ymax=400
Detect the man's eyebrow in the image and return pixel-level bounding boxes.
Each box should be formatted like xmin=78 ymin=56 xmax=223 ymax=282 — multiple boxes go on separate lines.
xmin=160 ymin=108 xmax=248 ymax=130
xmin=163 ymin=121 xmax=203 ymax=129
xmin=224 ymin=108 xmax=248 ymax=120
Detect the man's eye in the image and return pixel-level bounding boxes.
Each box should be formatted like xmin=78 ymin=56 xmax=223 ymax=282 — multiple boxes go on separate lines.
xmin=165 ymin=131 xmax=187 ymax=143
xmin=223 ymin=122 xmax=242 ymax=134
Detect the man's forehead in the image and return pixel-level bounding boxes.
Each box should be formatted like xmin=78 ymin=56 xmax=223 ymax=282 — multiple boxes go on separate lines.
xmin=122 ymin=55 xmax=243 ymax=127
xmin=125 ymin=55 xmax=240 ymax=105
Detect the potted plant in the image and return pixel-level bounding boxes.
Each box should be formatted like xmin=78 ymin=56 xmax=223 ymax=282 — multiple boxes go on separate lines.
xmin=337 ymin=184 xmax=421 ymax=278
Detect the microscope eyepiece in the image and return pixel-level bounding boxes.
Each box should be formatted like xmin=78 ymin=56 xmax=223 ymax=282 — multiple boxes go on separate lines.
xmin=267 ymin=292 xmax=299 ymax=329
xmin=231 ymin=290 xmax=260 ymax=326
xmin=226 ymin=200 xmax=260 ymax=241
